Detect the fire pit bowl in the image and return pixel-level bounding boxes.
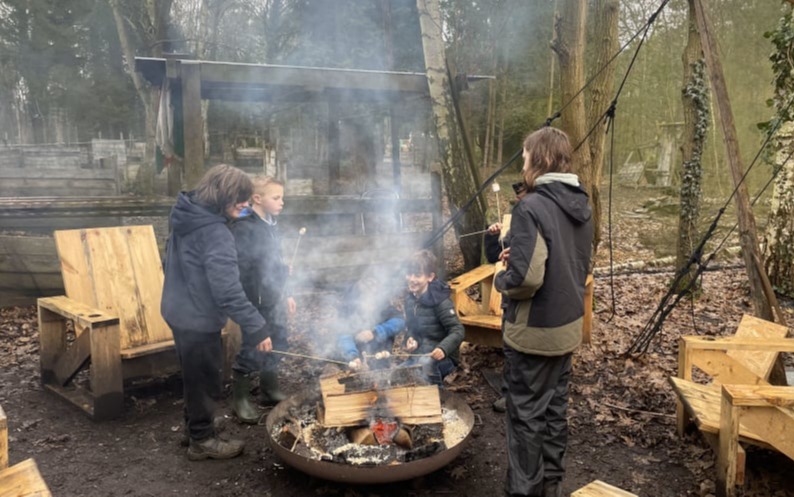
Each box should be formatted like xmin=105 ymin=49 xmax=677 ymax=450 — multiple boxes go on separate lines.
xmin=265 ymin=390 xmax=475 ymax=484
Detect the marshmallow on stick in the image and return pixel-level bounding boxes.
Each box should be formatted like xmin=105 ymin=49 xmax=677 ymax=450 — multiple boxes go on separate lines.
xmin=289 ymin=227 xmax=307 ymax=269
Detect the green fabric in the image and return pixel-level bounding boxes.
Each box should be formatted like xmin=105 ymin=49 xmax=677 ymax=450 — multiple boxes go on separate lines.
xmin=503 ymin=315 xmax=583 ymax=356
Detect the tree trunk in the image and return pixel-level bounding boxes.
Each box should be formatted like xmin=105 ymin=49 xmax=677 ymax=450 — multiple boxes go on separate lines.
xmin=693 ymin=0 xmax=773 ymax=320
xmin=677 ymin=0 xmax=708 ymax=292
xmin=109 ymin=0 xmax=159 ymax=194
xmin=585 ymin=0 xmax=618 ymax=256
xmin=482 ymin=79 xmax=494 ymax=169
xmin=763 ymin=121 xmax=794 ymax=297
xmin=553 ymin=0 xmax=596 ymax=253
xmin=417 ymin=0 xmax=487 ymax=269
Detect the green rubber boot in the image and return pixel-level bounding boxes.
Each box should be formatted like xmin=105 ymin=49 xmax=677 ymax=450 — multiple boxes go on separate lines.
xmin=259 ymin=370 xmax=287 ymax=405
xmin=232 ymin=372 xmax=260 ymax=424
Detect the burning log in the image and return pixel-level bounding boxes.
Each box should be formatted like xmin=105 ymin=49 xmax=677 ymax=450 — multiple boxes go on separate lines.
xmin=319 ymin=366 xmax=442 ymax=427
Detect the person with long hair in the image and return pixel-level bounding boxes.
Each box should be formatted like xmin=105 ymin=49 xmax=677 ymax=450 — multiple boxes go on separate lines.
xmin=161 ymin=164 xmax=272 ymax=461
xmin=494 ymin=127 xmax=594 ymax=497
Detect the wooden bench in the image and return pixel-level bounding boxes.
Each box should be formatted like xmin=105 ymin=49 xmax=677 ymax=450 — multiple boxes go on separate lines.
xmin=572 ymin=480 xmax=638 ymax=497
xmin=669 ymin=314 xmax=792 ymax=497
xmin=0 ymin=405 xmax=52 ymax=497
xmin=449 ymin=263 xmax=594 ymax=347
xmin=38 ymin=225 xmax=231 ymax=420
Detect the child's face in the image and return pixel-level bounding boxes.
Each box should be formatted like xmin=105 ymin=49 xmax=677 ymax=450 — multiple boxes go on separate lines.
xmin=406 ymin=271 xmax=434 ymax=296
xmin=253 ymin=184 xmax=284 ymax=216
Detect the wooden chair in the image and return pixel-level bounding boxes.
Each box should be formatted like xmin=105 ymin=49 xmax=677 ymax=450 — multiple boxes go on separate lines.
xmin=38 ymin=226 xmax=183 ymax=420
xmin=669 ymin=314 xmax=794 ymax=496
xmin=0 ymin=405 xmax=52 ymax=497
xmin=572 ymin=480 xmax=638 ymax=497
xmin=449 ymin=262 xmax=594 ymax=348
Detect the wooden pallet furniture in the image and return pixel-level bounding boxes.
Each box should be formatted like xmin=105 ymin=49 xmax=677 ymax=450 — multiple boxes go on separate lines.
xmin=669 ymin=314 xmax=793 ymax=497
xmin=0 ymin=405 xmax=52 ymax=497
xmin=38 ymin=226 xmax=183 ymax=420
xmin=572 ymin=480 xmax=638 ymax=497
xmin=449 ymin=265 xmax=594 ymax=347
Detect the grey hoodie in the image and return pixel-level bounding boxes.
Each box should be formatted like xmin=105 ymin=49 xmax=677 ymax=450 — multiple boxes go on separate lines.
xmin=494 ymin=175 xmax=593 ymax=356
xmin=161 ymin=192 xmax=266 ymax=337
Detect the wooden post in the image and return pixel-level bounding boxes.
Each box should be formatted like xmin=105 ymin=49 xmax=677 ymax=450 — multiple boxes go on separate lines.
xmin=390 ymin=107 xmax=402 ymax=193
xmin=328 ymin=101 xmax=341 ymax=195
xmin=38 ymin=305 xmax=67 ymax=386
xmin=0 ymin=404 xmax=7 ymax=470
xmin=181 ymin=62 xmax=205 ymax=190
xmin=693 ymin=0 xmax=773 ymax=321
xmin=89 ymin=322 xmax=124 ymax=420
xmin=676 ymin=337 xmax=693 ymax=436
xmin=717 ymin=386 xmax=740 ymax=497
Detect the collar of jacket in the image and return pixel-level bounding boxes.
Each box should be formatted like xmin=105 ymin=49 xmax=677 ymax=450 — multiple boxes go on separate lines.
xmin=534 ymin=172 xmax=580 ymax=188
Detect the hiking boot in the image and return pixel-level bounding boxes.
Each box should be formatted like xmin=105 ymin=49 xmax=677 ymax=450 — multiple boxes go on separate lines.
xmin=259 ymin=370 xmax=287 ymax=405
xmin=492 ymin=396 xmax=506 ymax=413
xmin=232 ymin=371 xmax=261 ymax=424
xmin=187 ymin=436 xmax=245 ymax=461
xmin=180 ymin=417 xmax=226 ymax=447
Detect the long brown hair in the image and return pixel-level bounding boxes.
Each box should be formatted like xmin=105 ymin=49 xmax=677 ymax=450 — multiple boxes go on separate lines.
xmin=193 ymin=164 xmax=253 ymax=214
xmin=522 ymin=127 xmax=573 ymax=190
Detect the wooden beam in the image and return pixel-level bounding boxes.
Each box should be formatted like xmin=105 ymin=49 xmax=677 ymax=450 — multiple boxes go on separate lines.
xmin=692 ymin=0 xmax=773 ymax=320
xmin=0 ymin=459 xmax=52 ymax=497
xmin=691 ymin=350 xmax=769 ymax=386
xmin=582 ymin=274 xmax=594 ymax=344
xmin=677 ymin=338 xmax=694 ymax=436
xmin=181 ymin=61 xmax=204 ymax=189
xmin=680 ymin=336 xmax=794 ymax=352
xmin=322 ymin=385 xmax=442 ymax=427
xmin=89 ymin=321 xmax=124 ymax=421
xmin=53 ymin=328 xmax=91 ymax=386
xmin=327 ymin=101 xmax=341 ymax=195
xmin=722 ymin=384 xmax=794 ymax=408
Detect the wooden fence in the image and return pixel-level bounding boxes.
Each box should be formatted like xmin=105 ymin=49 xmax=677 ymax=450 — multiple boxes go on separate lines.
xmin=0 ymin=174 xmax=442 ymax=306
xmin=0 ymin=146 xmax=119 ymax=198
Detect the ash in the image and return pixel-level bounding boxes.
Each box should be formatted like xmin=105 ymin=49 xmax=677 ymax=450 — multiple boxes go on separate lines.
xmin=271 ymin=403 xmax=470 ymax=466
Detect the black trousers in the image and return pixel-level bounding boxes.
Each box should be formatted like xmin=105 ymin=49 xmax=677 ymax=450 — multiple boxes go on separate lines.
xmin=503 ymin=345 xmax=572 ymax=497
xmin=232 ymin=304 xmax=287 ymax=375
xmin=171 ymin=327 xmax=223 ymax=441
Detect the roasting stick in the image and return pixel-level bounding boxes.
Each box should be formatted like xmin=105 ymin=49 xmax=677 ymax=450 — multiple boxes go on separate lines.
xmin=362 ymin=352 xmax=430 ymax=359
xmin=288 ymin=227 xmax=307 ymax=269
xmin=459 ymin=228 xmax=489 ymax=239
xmin=269 ymin=349 xmax=348 ymax=366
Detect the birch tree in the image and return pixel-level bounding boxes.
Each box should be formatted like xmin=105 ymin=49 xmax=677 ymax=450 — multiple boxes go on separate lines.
xmin=417 ymin=0 xmax=487 ymax=269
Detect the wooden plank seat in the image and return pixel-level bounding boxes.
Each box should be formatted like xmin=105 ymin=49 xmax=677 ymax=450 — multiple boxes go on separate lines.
xmin=572 ymin=480 xmax=638 ymax=497
xmin=670 ymin=314 xmax=793 ymax=496
xmin=37 ymin=226 xmax=230 ymax=420
xmin=0 ymin=405 xmax=52 ymax=497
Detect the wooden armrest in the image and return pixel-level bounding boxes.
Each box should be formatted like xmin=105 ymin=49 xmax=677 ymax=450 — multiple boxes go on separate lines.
xmin=680 ymin=336 xmax=794 ymax=352
xmin=722 ymin=384 xmax=794 ymax=408
xmin=449 ymin=264 xmax=498 ymax=293
xmin=38 ymin=296 xmax=119 ymax=330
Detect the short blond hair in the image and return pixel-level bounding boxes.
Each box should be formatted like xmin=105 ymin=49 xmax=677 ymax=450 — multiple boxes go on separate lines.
xmin=252 ymin=175 xmax=284 ymax=195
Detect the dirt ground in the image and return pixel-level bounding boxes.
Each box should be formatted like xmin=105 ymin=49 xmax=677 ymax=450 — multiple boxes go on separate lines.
xmin=2 ymin=185 xmax=794 ymax=496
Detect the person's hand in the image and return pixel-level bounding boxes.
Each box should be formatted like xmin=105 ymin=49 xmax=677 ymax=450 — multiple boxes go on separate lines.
xmin=487 ymin=222 xmax=502 ymax=235
xmin=430 ymin=348 xmax=446 ymax=361
xmin=355 ymin=330 xmax=375 ymax=344
xmin=405 ymin=337 xmax=418 ymax=352
xmin=256 ymin=337 xmax=273 ymax=352
xmin=286 ymin=297 xmax=297 ymax=316
xmin=499 ymin=247 xmax=511 ymax=265
xmin=348 ymin=358 xmax=362 ymax=370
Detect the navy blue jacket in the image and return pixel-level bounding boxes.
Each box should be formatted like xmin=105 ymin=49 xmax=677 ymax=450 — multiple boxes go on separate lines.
xmin=230 ymin=212 xmax=289 ymax=312
xmin=161 ymin=192 xmax=266 ymax=338
xmin=405 ymin=280 xmax=465 ymax=364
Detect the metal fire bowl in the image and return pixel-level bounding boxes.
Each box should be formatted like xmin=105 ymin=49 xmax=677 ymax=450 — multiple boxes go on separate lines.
xmin=265 ymin=390 xmax=475 ymax=484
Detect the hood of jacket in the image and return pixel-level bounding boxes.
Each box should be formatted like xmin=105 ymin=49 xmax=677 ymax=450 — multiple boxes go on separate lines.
xmin=417 ymin=279 xmax=451 ymax=306
xmin=534 ymin=174 xmax=592 ymax=225
xmin=170 ymin=191 xmax=227 ymax=237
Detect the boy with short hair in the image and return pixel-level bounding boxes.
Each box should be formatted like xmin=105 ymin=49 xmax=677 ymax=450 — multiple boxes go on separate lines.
xmin=230 ymin=175 xmax=296 ymax=423
xmin=403 ymin=250 xmax=464 ymax=385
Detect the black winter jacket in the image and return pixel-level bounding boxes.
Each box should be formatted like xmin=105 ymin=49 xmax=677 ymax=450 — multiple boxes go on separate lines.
xmin=161 ymin=192 xmax=266 ymax=338
xmin=404 ymin=279 xmax=465 ymax=364
xmin=494 ymin=175 xmax=593 ymax=356
xmin=229 ymin=213 xmax=289 ymax=311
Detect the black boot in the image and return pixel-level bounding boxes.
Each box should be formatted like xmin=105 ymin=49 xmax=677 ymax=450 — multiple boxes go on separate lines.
xmin=232 ymin=372 xmax=260 ymax=424
xmin=259 ymin=370 xmax=287 ymax=405
xmin=187 ymin=436 xmax=244 ymax=461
